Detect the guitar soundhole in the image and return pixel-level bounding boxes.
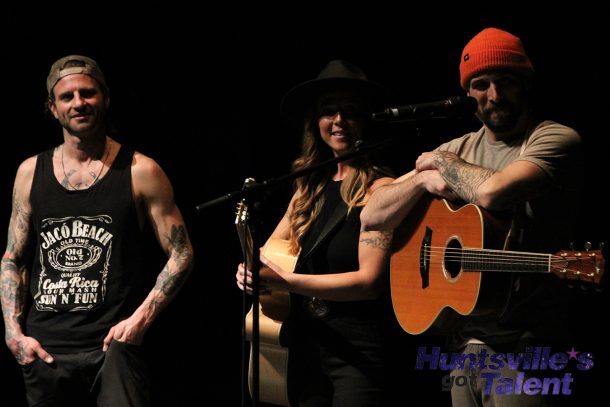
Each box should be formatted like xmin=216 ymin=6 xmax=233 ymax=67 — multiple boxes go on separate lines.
xmin=444 ymin=238 xmax=462 ymax=279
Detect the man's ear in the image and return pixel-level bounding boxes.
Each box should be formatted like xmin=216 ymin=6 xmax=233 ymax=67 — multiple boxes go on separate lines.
xmin=48 ymin=99 xmax=58 ymax=119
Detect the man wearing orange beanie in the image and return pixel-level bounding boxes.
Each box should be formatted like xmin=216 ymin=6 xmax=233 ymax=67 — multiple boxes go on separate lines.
xmin=362 ymin=28 xmax=585 ymax=405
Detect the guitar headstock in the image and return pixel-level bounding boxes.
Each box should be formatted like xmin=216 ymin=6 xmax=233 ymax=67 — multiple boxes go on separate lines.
xmin=550 ymin=244 xmax=605 ymax=286
xmin=235 ymin=200 xmax=250 ymax=228
xmin=235 ymin=178 xmax=256 ymax=267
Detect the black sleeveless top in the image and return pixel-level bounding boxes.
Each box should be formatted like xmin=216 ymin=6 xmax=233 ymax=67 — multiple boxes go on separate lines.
xmin=26 ymin=145 xmax=146 ymax=352
xmin=298 ymin=181 xmax=381 ymax=319
xmin=300 ymin=181 xmax=359 ymax=274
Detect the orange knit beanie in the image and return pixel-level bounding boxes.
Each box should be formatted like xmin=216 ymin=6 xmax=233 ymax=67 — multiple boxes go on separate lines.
xmin=459 ymin=27 xmax=534 ymax=89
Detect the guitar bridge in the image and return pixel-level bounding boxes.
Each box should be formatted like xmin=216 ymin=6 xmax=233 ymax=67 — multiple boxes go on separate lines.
xmin=420 ymin=226 xmax=432 ymax=288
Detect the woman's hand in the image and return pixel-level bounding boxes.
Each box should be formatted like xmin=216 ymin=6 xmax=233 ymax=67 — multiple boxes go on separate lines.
xmin=236 ymin=262 xmax=273 ymax=294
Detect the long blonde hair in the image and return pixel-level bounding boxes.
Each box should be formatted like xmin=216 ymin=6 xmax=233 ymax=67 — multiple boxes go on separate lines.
xmin=287 ymin=115 xmax=388 ymax=254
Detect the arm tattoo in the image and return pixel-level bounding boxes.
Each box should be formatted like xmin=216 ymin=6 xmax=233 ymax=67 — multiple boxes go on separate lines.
xmin=153 ymin=264 xmax=188 ymax=297
xmin=360 ymin=230 xmax=393 ymax=250
xmin=2 ymin=189 xmax=31 ymax=340
xmin=153 ymin=224 xmax=192 ymax=297
xmin=166 ymin=224 xmax=191 ymax=263
xmin=8 ymin=189 xmax=31 ymax=253
xmin=1 ymin=261 xmax=28 ymax=341
xmin=434 ymin=151 xmax=495 ymax=204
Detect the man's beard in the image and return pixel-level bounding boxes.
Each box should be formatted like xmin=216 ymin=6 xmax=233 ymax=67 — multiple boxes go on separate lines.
xmin=478 ymin=102 xmax=522 ymax=134
xmin=60 ymin=113 xmax=105 ymax=136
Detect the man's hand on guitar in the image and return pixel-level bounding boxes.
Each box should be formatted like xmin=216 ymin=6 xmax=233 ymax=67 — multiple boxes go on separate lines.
xmin=415 ymin=151 xmax=443 ymax=171
xmin=415 ymin=151 xmax=459 ymax=200
xmin=417 ymin=169 xmax=458 ymax=201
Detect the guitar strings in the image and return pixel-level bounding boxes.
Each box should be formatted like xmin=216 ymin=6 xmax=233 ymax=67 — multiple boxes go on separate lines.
xmin=412 ymin=257 xmax=595 ymax=276
xmin=422 ymin=246 xmax=590 ymax=263
xmin=423 ymin=252 xmax=587 ymax=266
xmin=408 ymin=247 xmax=597 ymax=277
xmin=422 ymin=246 xmax=596 ymax=256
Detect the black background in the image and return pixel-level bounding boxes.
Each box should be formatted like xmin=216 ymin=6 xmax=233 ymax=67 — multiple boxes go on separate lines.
xmin=2 ymin=6 xmax=608 ymax=406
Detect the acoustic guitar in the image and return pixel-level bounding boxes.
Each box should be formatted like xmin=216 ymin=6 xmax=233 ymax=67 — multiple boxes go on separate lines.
xmin=391 ymin=197 xmax=604 ymax=335
xmin=235 ymin=199 xmax=298 ymax=406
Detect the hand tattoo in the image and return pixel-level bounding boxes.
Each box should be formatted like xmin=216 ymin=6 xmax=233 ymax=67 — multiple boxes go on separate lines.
xmin=434 ymin=151 xmax=495 ymax=204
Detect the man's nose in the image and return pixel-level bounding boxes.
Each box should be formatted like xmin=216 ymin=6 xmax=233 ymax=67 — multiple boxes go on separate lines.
xmin=487 ymin=83 xmax=501 ymax=102
xmin=73 ymin=94 xmax=88 ymax=107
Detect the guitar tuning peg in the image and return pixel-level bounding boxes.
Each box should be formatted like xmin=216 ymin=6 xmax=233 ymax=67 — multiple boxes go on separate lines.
xmin=584 ymin=241 xmax=592 ymax=251
xmin=569 ymin=242 xmax=575 ymax=250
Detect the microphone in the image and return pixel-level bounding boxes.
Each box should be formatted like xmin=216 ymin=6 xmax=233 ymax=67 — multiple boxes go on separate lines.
xmin=372 ymin=96 xmax=477 ymax=122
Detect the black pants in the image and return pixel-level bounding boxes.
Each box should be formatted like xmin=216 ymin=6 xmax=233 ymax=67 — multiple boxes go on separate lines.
xmin=291 ymin=315 xmax=385 ymax=407
xmin=21 ymin=340 xmax=150 ymax=407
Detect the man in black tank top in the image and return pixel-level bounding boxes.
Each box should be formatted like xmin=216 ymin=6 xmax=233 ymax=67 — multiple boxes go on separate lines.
xmin=1 ymin=55 xmax=194 ymax=407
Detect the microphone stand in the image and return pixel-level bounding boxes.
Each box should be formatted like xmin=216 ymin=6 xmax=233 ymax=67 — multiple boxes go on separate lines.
xmin=196 ymin=136 xmax=401 ymax=407
xmin=196 ymin=137 xmax=400 ymax=213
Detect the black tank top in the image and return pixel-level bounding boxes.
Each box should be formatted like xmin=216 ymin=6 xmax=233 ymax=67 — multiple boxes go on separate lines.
xmin=300 ymin=181 xmax=359 ymax=274
xmin=299 ymin=181 xmax=381 ymax=318
xmin=26 ymin=145 xmax=146 ymax=352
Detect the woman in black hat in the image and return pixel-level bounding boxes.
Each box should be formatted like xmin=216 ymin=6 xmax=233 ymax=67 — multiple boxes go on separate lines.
xmin=237 ymin=60 xmax=394 ymax=406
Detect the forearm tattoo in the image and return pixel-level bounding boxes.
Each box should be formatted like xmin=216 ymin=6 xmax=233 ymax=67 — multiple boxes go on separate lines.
xmin=1 ymin=272 xmax=21 ymax=325
xmin=1 ymin=262 xmax=28 ymax=343
xmin=434 ymin=151 xmax=495 ymax=204
xmin=153 ymin=224 xmax=192 ymax=297
xmin=154 ymin=264 xmax=188 ymax=297
xmin=360 ymin=230 xmax=393 ymax=250
xmin=166 ymin=224 xmax=190 ymax=263
xmin=2 ymin=189 xmax=31 ymax=339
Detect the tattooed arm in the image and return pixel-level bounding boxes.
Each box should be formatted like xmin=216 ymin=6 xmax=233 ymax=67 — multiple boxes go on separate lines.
xmin=103 ymin=153 xmax=193 ymax=350
xmin=361 ymin=170 xmax=426 ymax=231
xmin=239 ymin=178 xmax=394 ymax=301
xmin=1 ymin=158 xmax=54 ymax=365
xmin=240 ymin=228 xmax=392 ymax=301
xmin=416 ymin=151 xmax=549 ymax=210
xmin=416 ymin=151 xmax=495 ymax=203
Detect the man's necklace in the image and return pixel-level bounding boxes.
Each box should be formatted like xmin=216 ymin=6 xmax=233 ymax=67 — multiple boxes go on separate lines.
xmin=61 ymin=139 xmax=111 ymax=190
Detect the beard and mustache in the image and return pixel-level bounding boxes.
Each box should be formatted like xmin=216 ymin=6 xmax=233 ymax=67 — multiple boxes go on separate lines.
xmin=476 ymin=99 xmax=525 ymax=134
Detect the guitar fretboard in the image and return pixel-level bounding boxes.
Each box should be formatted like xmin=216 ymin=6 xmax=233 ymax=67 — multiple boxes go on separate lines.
xmin=461 ymin=248 xmax=551 ymax=273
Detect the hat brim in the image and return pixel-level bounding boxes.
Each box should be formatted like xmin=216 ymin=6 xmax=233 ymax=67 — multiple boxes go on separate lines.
xmin=280 ymin=77 xmax=386 ymax=125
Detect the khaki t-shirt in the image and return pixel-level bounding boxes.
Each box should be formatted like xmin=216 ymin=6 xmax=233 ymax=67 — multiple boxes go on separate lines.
xmin=436 ymin=120 xmax=584 ymax=346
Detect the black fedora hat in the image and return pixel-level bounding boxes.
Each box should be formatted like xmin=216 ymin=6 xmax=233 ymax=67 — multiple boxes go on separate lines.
xmin=280 ymin=60 xmax=385 ymax=123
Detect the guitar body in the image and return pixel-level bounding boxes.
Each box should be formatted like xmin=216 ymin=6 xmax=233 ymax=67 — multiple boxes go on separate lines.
xmin=391 ymin=197 xmax=512 ymax=335
xmin=245 ymin=238 xmax=298 ymax=406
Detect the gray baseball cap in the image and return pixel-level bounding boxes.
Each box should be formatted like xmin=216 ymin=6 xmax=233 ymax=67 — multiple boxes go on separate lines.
xmin=46 ymin=55 xmax=107 ymax=95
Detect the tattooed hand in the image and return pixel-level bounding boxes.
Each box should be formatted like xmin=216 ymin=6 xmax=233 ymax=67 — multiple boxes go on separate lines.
xmin=417 ymin=170 xmax=459 ymax=201
xmin=416 ymin=150 xmax=494 ymax=204
xmin=415 ymin=151 xmax=446 ymax=172
xmin=6 ymin=334 xmax=53 ymax=365
xmin=102 ymin=315 xmax=148 ymax=352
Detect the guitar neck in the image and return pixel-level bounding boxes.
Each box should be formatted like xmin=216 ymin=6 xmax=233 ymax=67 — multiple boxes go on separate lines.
xmin=461 ymin=247 xmax=551 ymax=274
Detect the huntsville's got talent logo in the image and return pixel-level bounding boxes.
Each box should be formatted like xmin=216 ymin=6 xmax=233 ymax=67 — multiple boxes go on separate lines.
xmin=415 ymin=346 xmax=594 ymax=395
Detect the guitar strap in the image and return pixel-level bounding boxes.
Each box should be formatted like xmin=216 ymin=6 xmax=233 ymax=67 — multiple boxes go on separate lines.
xmin=505 ymin=128 xmax=535 ymax=294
